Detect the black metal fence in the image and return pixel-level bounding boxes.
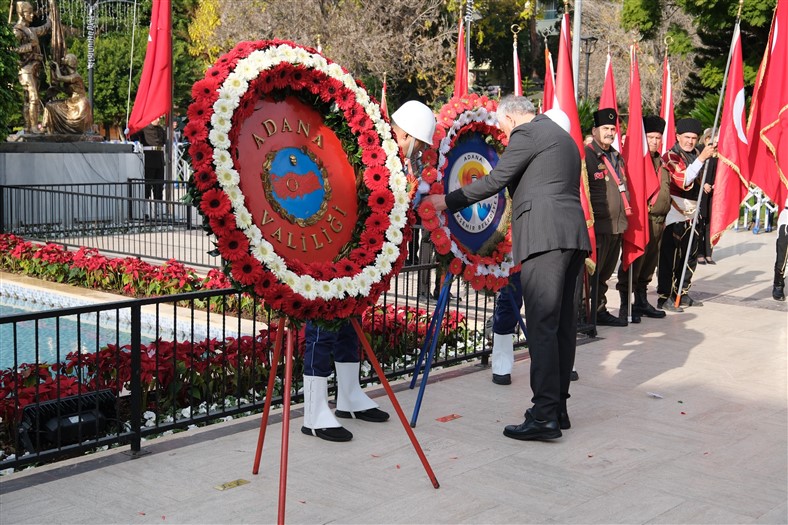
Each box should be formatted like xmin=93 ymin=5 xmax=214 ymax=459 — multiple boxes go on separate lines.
xmin=0 ymin=181 xmax=217 ymax=270
xmin=0 ymin=272 xmax=500 ymax=471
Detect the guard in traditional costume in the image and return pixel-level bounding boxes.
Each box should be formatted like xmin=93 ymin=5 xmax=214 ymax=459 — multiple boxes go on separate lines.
xmin=585 ymin=108 xmax=630 ymax=327
xmin=301 ymin=101 xmax=437 ymax=442
xmin=615 ymin=116 xmax=669 ymax=321
xmin=657 ymin=117 xmax=716 ymax=310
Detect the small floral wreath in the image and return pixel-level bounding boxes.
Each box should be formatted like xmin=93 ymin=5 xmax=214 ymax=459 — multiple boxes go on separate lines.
xmin=418 ymin=94 xmax=515 ymax=293
xmin=185 ymin=40 xmax=414 ymax=321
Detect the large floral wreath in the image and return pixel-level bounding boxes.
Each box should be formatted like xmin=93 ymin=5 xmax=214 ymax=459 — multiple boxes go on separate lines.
xmin=418 ymin=94 xmax=516 ymax=293
xmin=185 ymin=40 xmax=414 ymax=321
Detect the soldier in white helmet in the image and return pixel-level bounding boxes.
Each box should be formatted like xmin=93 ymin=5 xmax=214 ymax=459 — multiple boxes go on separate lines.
xmin=301 ymin=100 xmax=436 ymax=442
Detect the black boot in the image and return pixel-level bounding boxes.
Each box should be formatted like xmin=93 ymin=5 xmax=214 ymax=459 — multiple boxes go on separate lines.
xmin=774 ymin=274 xmax=786 ymax=301
xmin=618 ymin=290 xmax=641 ymax=324
xmin=634 ymin=290 xmax=666 ymax=318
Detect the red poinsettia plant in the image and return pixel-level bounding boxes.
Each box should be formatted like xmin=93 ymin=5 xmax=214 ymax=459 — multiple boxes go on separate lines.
xmin=186 ymin=40 xmax=415 ymax=323
xmin=418 ymin=94 xmax=517 ymax=293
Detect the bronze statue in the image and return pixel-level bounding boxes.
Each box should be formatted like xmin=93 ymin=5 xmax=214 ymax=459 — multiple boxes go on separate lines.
xmin=42 ymin=53 xmax=93 ymax=134
xmin=13 ymin=1 xmax=51 ymax=134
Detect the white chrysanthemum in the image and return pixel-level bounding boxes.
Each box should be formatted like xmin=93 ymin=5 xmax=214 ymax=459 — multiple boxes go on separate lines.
xmin=213 ymin=98 xmax=234 ymax=119
xmin=378 ymin=259 xmax=393 ymax=275
xmin=292 ymin=47 xmax=310 ymax=64
xmin=485 ymin=112 xmax=497 ymax=126
xmin=224 ymin=72 xmax=248 ymax=92
xmin=283 ymin=272 xmax=298 ymax=289
xmin=385 ymin=226 xmax=403 ymax=245
xmin=213 ymin=149 xmax=232 ymax=167
xmin=247 ymin=225 xmax=263 ymax=245
xmin=356 ymin=90 xmax=370 ymax=105
xmin=389 ymin=175 xmax=407 ymax=193
xmin=381 ymin=139 xmax=399 ymax=157
xmin=235 ymin=208 xmax=253 ymax=229
xmin=385 ymin=155 xmax=402 ymax=174
xmin=334 ymin=276 xmax=355 ymax=296
xmin=391 ymin=202 xmax=409 ymax=218
xmin=224 ymin=185 xmax=242 ymax=204
xmin=438 ymin=142 xmax=451 ymax=156
xmin=355 ymin=274 xmax=372 ymax=295
xmin=394 ymin=191 xmax=409 ymax=207
xmin=389 ymin=211 xmax=406 ymax=229
xmin=276 ymin=45 xmax=297 ymax=63
xmin=209 ymin=129 xmax=230 ymax=150
xmin=234 ymin=60 xmax=260 ymax=82
xmin=210 ymin=113 xmax=232 ymax=134
xmin=318 ymin=280 xmax=336 ymax=299
xmin=252 ymin=241 xmax=273 ymax=262
xmin=381 ymin=242 xmax=400 ymax=261
xmin=215 ymin=167 xmax=240 ymax=188
xmin=362 ymin=266 xmax=381 ymax=283
xmin=457 ymin=113 xmax=470 ymax=126
xmin=268 ymin=256 xmax=286 ymax=276
xmin=295 ymin=276 xmax=319 ymax=300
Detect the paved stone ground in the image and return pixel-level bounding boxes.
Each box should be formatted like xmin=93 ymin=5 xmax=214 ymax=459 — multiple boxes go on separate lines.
xmin=1 ymin=228 xmax=786 ymax=524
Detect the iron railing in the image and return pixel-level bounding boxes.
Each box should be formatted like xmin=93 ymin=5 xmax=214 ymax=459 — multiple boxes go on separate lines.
xmin=0 ymin=181 xmax=216 ymax=270
xmin=0 ymin=270 xmax=502 ymax=470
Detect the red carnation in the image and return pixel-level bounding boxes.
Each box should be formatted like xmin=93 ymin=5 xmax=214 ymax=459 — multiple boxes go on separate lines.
xmin=365 ymin=212 xmax=390 ymax=233
xmin=361 ymin=146 xmax=386 ymax=167
xmin=369 ymin=189 xmax=394 ymax=213
xmin=209 ymin=214 xmax=234 ymax=237
xmin=217 ymin=229 xmax=249 ymax=262
xmin=271 ymin=63 xmax=291 ymax=90
xmin=231 ymin=254 xmax=263 ymax=286
xmin=360 ymin=229 xmax=383 ymax=252
xmin=363 ymin=166 xmax=389 ymax=191
xmin=429 ymin=183 xmax=443 ymax=195
xmin=192 ymin=169 xmax=216 ymax=191
xmin=421 ymin=167 xmax=438 ymax=184
xmin=186 ymin=100 xmax=212 ymax=125
xmin=448 ymin=258 xmax=464 ymax=276
xmin=470 ymin=274 xmax=487 ymax=291
xmin=199 ymin=188 xmax=232 ymax=219
xmin=189 ymin=142 xmax=214 ymax=171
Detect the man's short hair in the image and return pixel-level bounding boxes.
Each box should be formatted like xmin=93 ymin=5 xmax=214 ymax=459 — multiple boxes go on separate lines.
xmin=497 ymin=96 xmax=536 ymax=121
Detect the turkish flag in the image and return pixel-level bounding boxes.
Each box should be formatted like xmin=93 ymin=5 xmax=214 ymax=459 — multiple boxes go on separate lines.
xmin=556 ymin=12 xmax=596 ymax=265
xmin=747 ymin=0 xmax=788 ymax=206
xmin=454 ymin=16 xmax=468 ymax=97
xmin=127 ymin=0 xmax=171 ymax=136
xmin=660 ymin=55 xmax=676 ymax=155
xmin=599 ymin=53 xmax=621 ymax=152
xmin=542 ymin=48 xmax=556 ymax=112
xmin=711 ymin=24 xmax=750 ymax=246
xmin=621 ymin=45 xmax=658 ymax=271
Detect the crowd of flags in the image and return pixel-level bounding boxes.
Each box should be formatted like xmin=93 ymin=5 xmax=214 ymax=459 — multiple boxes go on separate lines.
xmin=129 ymin=0 xmax=787 ymax=253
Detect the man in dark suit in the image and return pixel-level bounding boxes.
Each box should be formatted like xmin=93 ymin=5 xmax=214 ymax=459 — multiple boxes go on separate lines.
xmin=422 ymin=96 xmax=590 ymax=441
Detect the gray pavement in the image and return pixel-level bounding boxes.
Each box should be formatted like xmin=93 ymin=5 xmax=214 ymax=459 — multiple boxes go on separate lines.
xmin=1 ymin=228 xmax=786 ymax=524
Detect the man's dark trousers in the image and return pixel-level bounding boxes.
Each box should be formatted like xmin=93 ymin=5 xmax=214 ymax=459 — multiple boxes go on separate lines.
xmin=520 ymin=248 xmax=585 ymax=423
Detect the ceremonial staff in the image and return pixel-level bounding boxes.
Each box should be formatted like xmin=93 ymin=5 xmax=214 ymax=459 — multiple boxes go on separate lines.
xmin=674 ymin=0 xmax=745 ymax=308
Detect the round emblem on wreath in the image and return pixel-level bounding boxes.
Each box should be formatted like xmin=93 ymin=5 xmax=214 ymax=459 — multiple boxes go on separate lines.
xmin=262 ymin=147 xmax=331 ymax=227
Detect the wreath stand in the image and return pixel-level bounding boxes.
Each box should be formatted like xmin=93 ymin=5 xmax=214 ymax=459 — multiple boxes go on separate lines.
xmin=251 ymin=317 xmax=440 ymax=524
xmin=408 ymin=274 xmax=527 ymax=427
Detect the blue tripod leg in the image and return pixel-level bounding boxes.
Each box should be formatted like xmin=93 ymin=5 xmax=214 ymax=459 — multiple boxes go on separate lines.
xmin=409 ymin=272 xmax=452 ymax=389
xmin=410 ymin=273 xmax=453 ymax=427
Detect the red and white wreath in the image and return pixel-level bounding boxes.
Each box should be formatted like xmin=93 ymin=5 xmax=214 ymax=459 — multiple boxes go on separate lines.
xmin=185 ymin=40 xmax=414 ymax=320
xmin=418 ymin=94 xmax=516 ymax=293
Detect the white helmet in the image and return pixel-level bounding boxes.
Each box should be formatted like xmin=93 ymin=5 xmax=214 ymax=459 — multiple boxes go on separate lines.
xmin=391 ymin=100 xmax=436 ymax=145
xmin=544 ymin=108 xmax=571 ymax=134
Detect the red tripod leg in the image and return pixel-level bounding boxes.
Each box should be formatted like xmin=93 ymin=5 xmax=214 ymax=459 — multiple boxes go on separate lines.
xmin=277 ymin=324 xmax=295 ymax=525
xmin=350 ymin=318 xmax=440 ymax=489
xmin=252 ymin=317 xmax=286 ymax=475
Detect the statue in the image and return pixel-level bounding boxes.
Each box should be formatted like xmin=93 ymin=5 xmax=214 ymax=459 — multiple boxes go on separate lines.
xmin=13 ymin=1 xmax=51 ymax=134
xmin=42 ymin=54 xmax=93 ymax=135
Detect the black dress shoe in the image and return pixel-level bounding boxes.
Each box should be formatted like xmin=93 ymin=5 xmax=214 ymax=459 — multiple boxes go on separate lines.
xmin=697 ymin=257 xmax=707 ymax=265
xmin=706 ymin=258 xmax=716 ymax=265
xmin=570 ymin=370 xmax=579 ymax=381
xmin=301 ymin=426 xmax=353 ymax=442
xmin=773 ymin=285 xmax=786 ymax=301
xmin=492 ymin=373 xmax=511 ymax=385
xmin=657 ymin=297 xmax=684 ymax=312
xmin=635 ymin=302 xmax=666 ymax=318
xmin=597 ymin=310 xmax=627 ymax=327
xmin=335 ymin=407 xmax=390 ymax=422
xmin=559 ymin=411 xmax=571 ymax=430
xmin=504 ymin=409 xmax=562 ymax=441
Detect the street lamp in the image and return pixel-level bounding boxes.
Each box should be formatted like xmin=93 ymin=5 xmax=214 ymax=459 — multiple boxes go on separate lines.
xmin=580 ymin=35 xmax=598 ymax=100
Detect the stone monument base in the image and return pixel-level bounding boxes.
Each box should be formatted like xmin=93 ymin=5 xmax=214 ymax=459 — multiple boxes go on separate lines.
xmin=6 ymin=132 xmax=105 ymax=143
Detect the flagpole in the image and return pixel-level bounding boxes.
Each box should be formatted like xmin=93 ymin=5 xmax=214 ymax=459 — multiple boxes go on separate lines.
xmin=674 ymin=0 xmax=744 ymax=307
xmin=165 ymin=0 xmax=174 ymax=204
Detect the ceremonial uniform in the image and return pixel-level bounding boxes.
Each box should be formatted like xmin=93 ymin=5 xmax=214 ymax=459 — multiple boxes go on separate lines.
xmin=657 ymin=118 xmax=706 ymax=309
xmin=616 ymin=116 xmax=670 ymax=319
xmin=773 ymin=199 xmax=788 ymax=301
xmin=585 ymin=108 xmax=629 ymax=326
xmin=131 ymin=123 xmax=167 ymax=201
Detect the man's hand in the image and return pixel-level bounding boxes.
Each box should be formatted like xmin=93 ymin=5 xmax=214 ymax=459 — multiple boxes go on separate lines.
xmin=421 ymin=194 xmax=448 ymax=212
xmin=699 ymin=144 xmax=717 ymax=162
